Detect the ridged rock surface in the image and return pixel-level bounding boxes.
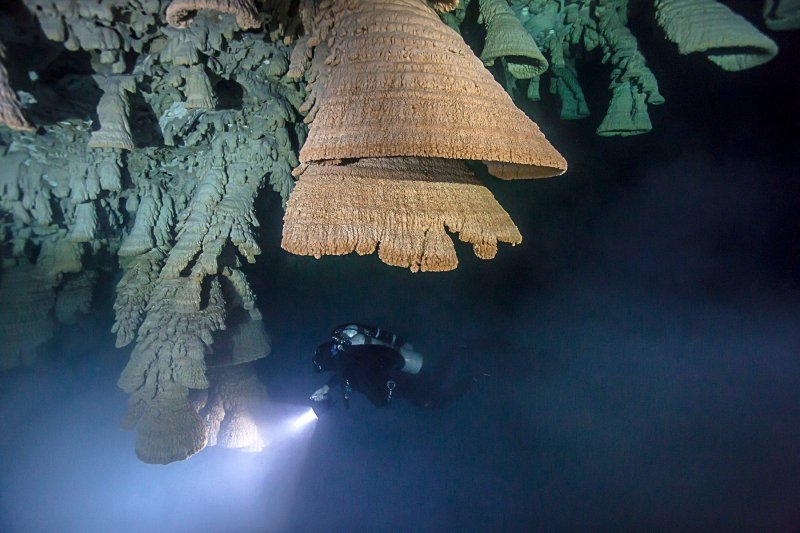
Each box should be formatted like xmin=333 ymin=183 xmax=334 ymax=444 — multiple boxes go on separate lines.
xmin=479 ymin=0 xmax=548 ymax=79
xmin=655 ymin=0 xmax=779 ymax=71
xmin=299 ymin=0 xmax=567 ymax=179
xmin=0 ymin=51 xmax=32 ymax=131
xmin=166 ymin=0 xmax=261 ymax=29
xmin=283 ymin=157 xmax=522 ymax=272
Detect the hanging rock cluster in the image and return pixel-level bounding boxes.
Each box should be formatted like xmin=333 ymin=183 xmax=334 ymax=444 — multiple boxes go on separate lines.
xmin=106 ymin=4 xmax=299 ymax=463
xmin=455 ymin=0 xmax=783 ymax=136
xmin=0 ymin=0 xmax=300 ymax=463
xmin=0 ymin=0 xmax=794 ymax=462
xmin=0 ymin=119 xmax=122 ymax=370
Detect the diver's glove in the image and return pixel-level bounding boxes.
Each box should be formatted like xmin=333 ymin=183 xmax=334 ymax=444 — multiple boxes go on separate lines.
xmin=310 ymin=384 xmax=331 ymax=402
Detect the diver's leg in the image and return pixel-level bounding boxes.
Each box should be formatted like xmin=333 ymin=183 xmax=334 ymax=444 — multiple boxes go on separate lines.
xmin=418 ymin=355 xmax=482 ymax=408
xmin=396 ymin=356 xmax=450 ymax=407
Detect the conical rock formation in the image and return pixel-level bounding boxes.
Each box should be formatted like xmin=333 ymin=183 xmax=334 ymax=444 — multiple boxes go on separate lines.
xmin=655 ymin=0 xmax=779 ymax=71
xmin=299 ymin=0 xmax=567 ymax=180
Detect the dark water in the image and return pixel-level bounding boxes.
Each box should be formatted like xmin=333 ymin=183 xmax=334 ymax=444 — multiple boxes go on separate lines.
xmin=2 ymin=17 xmax=800 ymax=533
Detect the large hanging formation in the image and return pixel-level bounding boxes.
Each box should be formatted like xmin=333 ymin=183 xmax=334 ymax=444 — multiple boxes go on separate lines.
xmin=282 ymin=0 xmax=566 ymax=272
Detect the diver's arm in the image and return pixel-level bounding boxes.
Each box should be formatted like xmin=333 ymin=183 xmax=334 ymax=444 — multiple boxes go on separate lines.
xmin=310 ymin=385 xmax=330 ymax=401
xmin=310 ymin=374 xmax=342 ymax=401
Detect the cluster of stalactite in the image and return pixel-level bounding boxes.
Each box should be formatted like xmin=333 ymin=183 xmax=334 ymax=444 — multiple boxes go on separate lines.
xmin=455 ymin=0 xmax=789 ymax=136
xmin=0 ymin=0 xmax=300 ymax=463
xmin=0 ymin=0 xmax=795 ymax=463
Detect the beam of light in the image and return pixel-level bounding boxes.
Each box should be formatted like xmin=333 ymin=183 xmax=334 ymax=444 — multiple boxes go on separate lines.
xmin=260 ymin=403 xmax=320 ymax=445
xmin=288 ymin=408 xmax=318 ymax=432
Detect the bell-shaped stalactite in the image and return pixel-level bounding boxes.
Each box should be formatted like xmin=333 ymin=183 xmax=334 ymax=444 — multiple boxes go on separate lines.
xmin=118 ymin=192 xmax=163 ymax=258
xmin=283 ymin=157 xmax=522 ymax=272
xmin=129 ymin=383 xmax=210 ymax=465
xmin=594 ymin=1 xmax=664 ymax=136
xmin=281 ymin=0 xmax=561 ymax=271
xmin=549 ymin=63 xmax=590 ymax=120
xmin=68 ymin=202 xmax=98 ymax=243
xmin=184 ymin=64 xmax=217 ymax=110
xmin=299 ymin=0 xmax=567 ymax=180
xmin=655 ymin=0 xmax=779 ymax=71
xmin=597 ymin=81 xmax=653 ymax=137
xmin=88 ymin=75 xmax=136 ymax=151
xmin=478 ymin=0 xmax=549 ymax=79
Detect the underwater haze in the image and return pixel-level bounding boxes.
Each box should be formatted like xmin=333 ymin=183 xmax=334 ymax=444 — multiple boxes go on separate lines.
xmin=2 ymin=3 xmax=800 ymax=533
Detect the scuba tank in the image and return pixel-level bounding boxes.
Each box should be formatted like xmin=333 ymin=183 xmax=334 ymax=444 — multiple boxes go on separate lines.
xmin=331 ymin=323 xmax=423 ymax=374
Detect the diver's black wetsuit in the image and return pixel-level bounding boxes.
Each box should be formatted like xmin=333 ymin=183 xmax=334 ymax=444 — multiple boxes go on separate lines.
xmin=319 ymin=340 xmax=405 ymax=407
xmin=313 ymin=324 xmax=477 ymax=409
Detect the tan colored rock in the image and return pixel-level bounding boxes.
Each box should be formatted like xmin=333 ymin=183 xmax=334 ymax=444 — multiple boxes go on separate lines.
xmin=112 ymin=249 xmax=166 ymax=348
xmin=118 ymin=276 xmax=227 ymax=462
xmin=201 ymin=364 xmax=267 ymax=451
xmin=299 ymin=0 xmax=567 ymax=180
xmin=431 ymin=0 xmax=460 ymax=12
xmin=129 ymin=386 xmax=209 ymax=464
xmin=166 ymin=0 xmax=261 ymax=30
xmin=655 ymin=0 xmax=779 ymax=71
xmin=0 ymin=47 xmax=33 ymax=132
xmin=282 ymin=157 xmax=522 ymax=272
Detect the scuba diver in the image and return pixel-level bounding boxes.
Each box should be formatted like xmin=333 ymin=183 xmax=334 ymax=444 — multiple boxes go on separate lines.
xmin=310 ymin=323 xmax=476 ymax=411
